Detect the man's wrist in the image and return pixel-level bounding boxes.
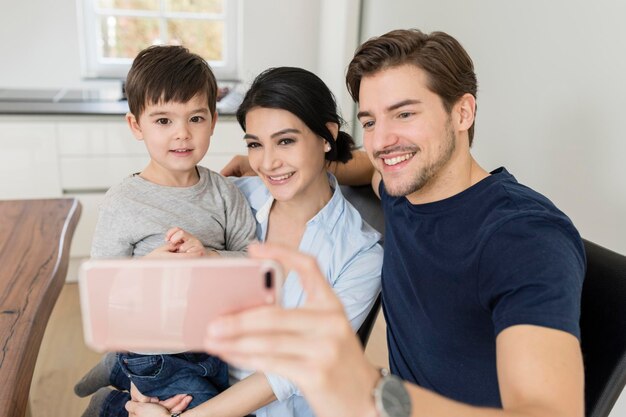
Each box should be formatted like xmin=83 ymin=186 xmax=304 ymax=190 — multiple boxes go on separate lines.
xmin=363 ymin=365 xmax=383 ymax=417
xmin=372 ymin=368 xmax=412 ymax=417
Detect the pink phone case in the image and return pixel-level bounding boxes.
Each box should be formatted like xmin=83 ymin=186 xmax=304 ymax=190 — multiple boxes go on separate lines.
xmin=78 ymin=258 xmax=283 ymax=353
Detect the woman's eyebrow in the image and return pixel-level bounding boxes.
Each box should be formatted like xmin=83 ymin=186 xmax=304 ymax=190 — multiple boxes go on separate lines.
xmin=243 ymin=128 xmax=301 ymax=141
xmin=271 ymin=128 xmax=301 ymax=138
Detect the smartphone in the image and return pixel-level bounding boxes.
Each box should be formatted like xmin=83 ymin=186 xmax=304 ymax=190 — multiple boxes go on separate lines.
xmin=78 ymin=257 xmax=283 ymax=353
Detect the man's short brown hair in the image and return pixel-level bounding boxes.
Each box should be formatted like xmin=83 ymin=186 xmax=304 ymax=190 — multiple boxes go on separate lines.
xmin=125 ymin=45 xmax=218 ymax=118
xmin=346 ymin=29 xmax=478 ymax=144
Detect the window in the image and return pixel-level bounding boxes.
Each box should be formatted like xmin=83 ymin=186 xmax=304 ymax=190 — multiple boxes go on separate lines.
xmin=78 ymin=0 xmax=239 ymax=80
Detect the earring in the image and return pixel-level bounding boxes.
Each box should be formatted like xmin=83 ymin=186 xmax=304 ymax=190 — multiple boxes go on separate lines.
xmin=324 ymin=141 xmax=331 ymax=152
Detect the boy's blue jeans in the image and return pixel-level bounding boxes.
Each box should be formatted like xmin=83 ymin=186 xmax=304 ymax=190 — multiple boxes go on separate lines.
xmin=100 ymin=352 xmax=229 ymax=417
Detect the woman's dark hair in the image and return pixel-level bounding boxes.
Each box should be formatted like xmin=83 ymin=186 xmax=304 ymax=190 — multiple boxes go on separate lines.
xmin=236 ymin=67 xmax=354 ymax=163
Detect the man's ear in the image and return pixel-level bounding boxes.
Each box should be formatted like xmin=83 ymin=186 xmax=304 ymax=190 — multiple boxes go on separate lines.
xmin=453 ymin=93 xmax=476 ymax=133
xmin=126 ymin=112 xmax=144 ymax=141
xmin=325 ymin=122 xmax=339 ymax=140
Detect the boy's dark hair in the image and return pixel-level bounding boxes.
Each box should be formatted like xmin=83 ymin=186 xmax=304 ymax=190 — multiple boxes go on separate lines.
xmin=125 ymin=45 xmax=218 ymax=118
xmin=236 ymin=67 xmax=354 ymax=163
xmin=346 ymin=29 xmax=478 ymax=145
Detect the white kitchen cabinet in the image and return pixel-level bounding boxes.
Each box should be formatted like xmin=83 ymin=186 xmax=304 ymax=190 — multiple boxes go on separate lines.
xmin=0 ymin=120 xmax=62 ymax=199
xmin=57 ymin=116 xmax=245 ymax=192
xmin=0 ymin=115 xmax=245 ymax=280
xmin=57 ymin=119 xmax=149 ymax=192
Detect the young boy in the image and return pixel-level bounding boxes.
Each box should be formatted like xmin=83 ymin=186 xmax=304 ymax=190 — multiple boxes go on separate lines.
xmin=74 ymin=45 xmax=257 ymax=417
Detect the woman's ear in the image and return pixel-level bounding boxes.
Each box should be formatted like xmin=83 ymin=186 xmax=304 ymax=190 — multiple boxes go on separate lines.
xmin=126 ymin=112 xmax=144 ymax=141
xmin=325 ymin=122 xmax=339 ymax=140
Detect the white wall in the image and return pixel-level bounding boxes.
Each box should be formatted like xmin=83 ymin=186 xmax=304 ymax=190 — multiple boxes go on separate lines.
xmin=0 ymin=0 xmax=322 ymax=90
xmin=0 ymin=0 xmax=88 ymax=89
xmin=361 ymin=0 xmax=626 ymax=258
xmin=362 ymin=1 xmax=626 ymax=415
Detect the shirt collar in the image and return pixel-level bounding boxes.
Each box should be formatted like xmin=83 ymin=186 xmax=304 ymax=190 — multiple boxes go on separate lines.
xmin=254 ymin=173 xmax=345 ymax=232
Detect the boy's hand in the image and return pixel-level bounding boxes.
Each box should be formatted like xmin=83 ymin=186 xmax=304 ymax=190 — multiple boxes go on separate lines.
xmin=144 ymin=243 xmax=204 ymax=258
xmin=166 ymin=227 xmax=206 ymax=255
xmin=220 ymin=155 xmax=256 ymax=177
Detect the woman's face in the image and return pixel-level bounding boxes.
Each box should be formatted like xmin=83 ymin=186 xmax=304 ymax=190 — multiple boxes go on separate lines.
xmin=244 ymin=107 xmax=328 ymax=203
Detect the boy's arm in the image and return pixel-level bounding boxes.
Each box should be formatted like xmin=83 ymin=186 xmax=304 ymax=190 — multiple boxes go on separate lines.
xmin=90 ymin=200 xmax=134 ymax=258
xmin=183 ymin=372 xmax=277 ymax=417
xmin=216 ymin=181 xmax=257 ymax=257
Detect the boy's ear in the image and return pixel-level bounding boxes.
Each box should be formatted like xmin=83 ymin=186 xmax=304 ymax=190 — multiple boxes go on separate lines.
xmin=126 ymin=112 xmax=144 ymax=141
xmin=210 ymin=111 xmax=218 ymax=135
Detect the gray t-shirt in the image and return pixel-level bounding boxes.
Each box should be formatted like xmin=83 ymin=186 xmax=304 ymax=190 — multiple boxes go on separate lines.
xmin=91 ymin=166 xmax=257 ymax=258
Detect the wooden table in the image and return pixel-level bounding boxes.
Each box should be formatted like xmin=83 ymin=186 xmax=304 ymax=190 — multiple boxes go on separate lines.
xmin=0 ymin=199 xmax=81 ymax=417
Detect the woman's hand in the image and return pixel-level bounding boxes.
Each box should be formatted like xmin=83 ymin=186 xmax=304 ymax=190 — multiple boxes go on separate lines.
xmin=220 ymin=155 xmax=256 ymax=177
xmin=204 ymin=243 xmax=380 ymax=417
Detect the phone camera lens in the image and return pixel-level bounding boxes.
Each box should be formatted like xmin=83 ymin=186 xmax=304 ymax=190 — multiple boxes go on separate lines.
xmin=265 ymin=271 xmax=273 ymax=289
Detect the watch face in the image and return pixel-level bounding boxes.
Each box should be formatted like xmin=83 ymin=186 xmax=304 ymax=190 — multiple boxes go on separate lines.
xmin=380 ymin=375 xmax=411 ymax=417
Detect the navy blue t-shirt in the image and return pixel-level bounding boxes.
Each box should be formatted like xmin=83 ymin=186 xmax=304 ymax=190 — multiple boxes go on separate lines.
xmin=380 ymin=167 xmax=585 ymax=407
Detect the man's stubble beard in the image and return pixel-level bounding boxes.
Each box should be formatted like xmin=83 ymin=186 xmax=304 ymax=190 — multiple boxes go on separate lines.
xmin=382 ymin=119 xmax=456 ymax=198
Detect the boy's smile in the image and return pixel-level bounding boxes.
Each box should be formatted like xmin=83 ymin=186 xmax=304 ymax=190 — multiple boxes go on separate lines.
xmin=126 ymin=93 xmax=217 ymax=187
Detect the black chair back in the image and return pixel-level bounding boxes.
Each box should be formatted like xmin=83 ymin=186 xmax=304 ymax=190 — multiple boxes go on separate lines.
xmin=580 ymin=239 xmax=626 ymax=417
xmin=340 ymin=185 xmax=384 ymax=347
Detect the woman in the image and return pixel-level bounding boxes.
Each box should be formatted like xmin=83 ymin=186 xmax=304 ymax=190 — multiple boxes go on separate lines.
xmin=123 ymin=66 xmax=382 ymax=417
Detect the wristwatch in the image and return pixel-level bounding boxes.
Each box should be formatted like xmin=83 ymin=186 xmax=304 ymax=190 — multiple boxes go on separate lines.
xmin=373 ymin=368 xmax=412 ymax=417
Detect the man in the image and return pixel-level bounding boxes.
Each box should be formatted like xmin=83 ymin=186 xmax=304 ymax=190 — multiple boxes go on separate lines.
xmin=129 ymin=29 xmax=586 ymax=417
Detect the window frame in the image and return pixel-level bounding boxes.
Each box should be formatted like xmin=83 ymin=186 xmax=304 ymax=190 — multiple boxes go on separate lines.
xmin=77 ymin=0 xmax=240 ymax=80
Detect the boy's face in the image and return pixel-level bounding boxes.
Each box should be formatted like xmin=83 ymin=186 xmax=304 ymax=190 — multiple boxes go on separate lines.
xmin=127 ymin=93 xmax=217 ymax=186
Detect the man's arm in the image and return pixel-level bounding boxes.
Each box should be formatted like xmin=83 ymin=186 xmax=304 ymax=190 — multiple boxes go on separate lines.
xmin=400 ymin=324 xmax=583 ymax=417
xmin=326 ymin=149 xmax=376 ymax=186
xmin=204 ymin=244 xmax=584 ymax=417
xmin=221 ymin=150 xmax=377 ymax=188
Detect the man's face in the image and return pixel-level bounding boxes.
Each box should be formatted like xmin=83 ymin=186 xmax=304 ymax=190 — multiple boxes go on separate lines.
xmin=357 ymin=64 xmax=458 ymax=202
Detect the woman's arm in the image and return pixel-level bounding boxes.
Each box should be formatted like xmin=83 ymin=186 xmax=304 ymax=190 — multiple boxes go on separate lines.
xmin=127 ymin=372 xmax=277 ymax=417
xmin=183 ymin=373 xmax=276 ymax=417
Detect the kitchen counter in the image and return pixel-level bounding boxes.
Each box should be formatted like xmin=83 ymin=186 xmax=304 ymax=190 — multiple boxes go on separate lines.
xmin=0 ymin=87 xmax=241 ymax=116
xmin=0 ymin=100 xmax=130 ymax=116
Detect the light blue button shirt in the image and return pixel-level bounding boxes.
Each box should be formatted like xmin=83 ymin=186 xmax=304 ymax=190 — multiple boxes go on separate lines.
xmin=232 ymin=174 xmax=383 ymax=417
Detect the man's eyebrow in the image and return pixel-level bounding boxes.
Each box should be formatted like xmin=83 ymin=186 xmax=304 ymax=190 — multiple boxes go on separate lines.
xmin=356 ymin=110 xmax=372 ymax=119
xmin=387 ymin=99 xmax=422 ymax=112
xmin=357 ymin=99 xmax=422 ymax=119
